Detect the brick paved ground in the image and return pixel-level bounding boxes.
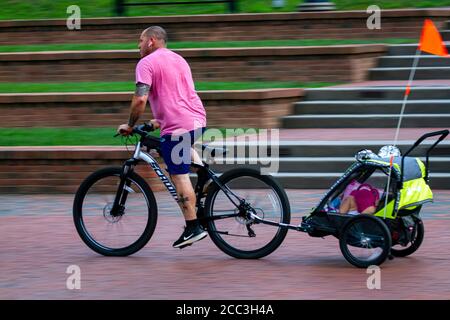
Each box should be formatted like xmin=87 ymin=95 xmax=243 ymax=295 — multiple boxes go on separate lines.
xmin=1 ymin=190 xmax=450 ymax=300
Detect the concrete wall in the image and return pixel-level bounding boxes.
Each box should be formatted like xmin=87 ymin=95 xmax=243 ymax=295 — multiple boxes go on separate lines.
xmin=0 ymin=89 xmax=303 ymax=129
xmin=0 ymin=10 xmax=448 ymax=45
xmin=0 ymin=45 xmax=386 ymax=83
xmin=0 ymin=147 xmax=164 ymax=193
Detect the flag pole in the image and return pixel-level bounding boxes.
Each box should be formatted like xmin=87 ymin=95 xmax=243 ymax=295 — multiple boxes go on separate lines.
xmin=383 ymin=47 xmax=422 ymax=218
xmin=393 ymin=48 xmax=422 ymax=144
xmin=381 ymin=19 xmax=447 ymax=218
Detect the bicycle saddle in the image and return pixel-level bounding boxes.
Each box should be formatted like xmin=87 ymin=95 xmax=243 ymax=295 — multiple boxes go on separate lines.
xmin=142 ymin=135 xmax=162 ymax=150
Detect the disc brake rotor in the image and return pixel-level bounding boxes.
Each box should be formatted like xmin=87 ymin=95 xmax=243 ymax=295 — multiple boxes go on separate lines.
xmin=103 ymin=203 xmax=123 ymax=223
xmin=234 ymin=207 xmax=264 ymax=225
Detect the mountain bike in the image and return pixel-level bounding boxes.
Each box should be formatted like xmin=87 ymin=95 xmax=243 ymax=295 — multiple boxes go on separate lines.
xmin=73 ymin=123 xmax=291 ymax=258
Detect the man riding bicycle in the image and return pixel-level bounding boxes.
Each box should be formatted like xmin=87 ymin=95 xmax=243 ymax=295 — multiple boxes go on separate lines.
xmin=117 ymin=26 xmax=207 ymax=249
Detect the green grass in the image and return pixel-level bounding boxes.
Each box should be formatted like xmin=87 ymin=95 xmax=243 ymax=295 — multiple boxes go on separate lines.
xmin=0 ymin=81 xmax=339 ymax=94
xmin=0 ymin=127 xmax=256 ymax=146
xmin=1 ymin=1 xmax=450 ymax=20
xmin=0 ymin=38 xmax=417 ymax=52
xmin=0 ymin=127 xmax=136 ymax=146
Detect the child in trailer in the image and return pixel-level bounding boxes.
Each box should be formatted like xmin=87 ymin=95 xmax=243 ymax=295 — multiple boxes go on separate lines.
xmin=339 ymin=182 xmax=381 ymax=215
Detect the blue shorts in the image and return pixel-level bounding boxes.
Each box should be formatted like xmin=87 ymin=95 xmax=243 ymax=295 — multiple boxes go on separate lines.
xmin=160 ymin=127 xmax=205 ymax=175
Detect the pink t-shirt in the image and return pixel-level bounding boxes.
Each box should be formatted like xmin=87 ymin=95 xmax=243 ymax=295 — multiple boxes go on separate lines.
xmin=350 ymin=185 xmax=380 ymax=213
xmin=135 ymin=47 xmax=206 ymax=136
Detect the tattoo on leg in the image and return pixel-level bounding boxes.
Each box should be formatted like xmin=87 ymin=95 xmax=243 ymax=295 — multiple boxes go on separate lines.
xmin=177 ymin=194 xmax=189 ymax=210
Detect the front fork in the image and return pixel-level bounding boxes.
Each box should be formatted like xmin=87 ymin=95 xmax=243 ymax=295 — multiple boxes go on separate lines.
xmin=110 ymin=159 xmax=137 ymax=217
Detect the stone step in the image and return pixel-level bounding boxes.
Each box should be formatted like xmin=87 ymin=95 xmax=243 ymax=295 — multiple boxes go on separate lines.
xmin=209 ymin=157 xmax=351 ymax=173
xmin=207 ymin=140 xmax=450 ymax=157
xmin=209 ymin=157 xmax=450 ymax=173
xmin=378 ymin=56 xmax=450 ymax=68
xmin=270 ymin=173 xmax=450 ymax=189
xmin=282 ymin=114 xmax=450 ymax=128
xmin=369 ymin=67 xmax=450 ymax=81
xmin=387 ymin=43 xmax=450 ymax=56
xmin=304 ymin=87 xmax=450 ymax=101
xmin=190 ymin=172 xmax=450 ymax=189
xmin=294 ymin=100 xmax=450 ymax=115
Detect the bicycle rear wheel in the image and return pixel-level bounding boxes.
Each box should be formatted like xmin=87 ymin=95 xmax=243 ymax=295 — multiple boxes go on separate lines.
xmin=73 ymin=167 xmax=157 ymax=256
xmin=205 ymin=168 xmax=290 ymax=259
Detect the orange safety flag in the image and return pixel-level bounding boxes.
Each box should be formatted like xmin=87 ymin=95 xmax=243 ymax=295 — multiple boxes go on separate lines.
xmin=419 ymin=19 xmax=449 ymax=57
xmin=405 ymin=85 xmax=411 ymax=96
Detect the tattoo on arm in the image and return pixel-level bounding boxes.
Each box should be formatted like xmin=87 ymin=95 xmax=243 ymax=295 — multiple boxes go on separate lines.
xmin=128 ymin=110 xmax=140 ymax=128
xmin=135 ymin=82 xmax=150 ymax=97
xmin=127 ymin=83 xmax=149 ymax=127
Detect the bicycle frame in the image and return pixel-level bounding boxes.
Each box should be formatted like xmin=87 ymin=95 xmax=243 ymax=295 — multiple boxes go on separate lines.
xmin=113 ymin=140 xmax=240 ymax=219
xmin=133 ymin=141 xmax=179 ymax=200
xmin=113 ymin=138 xmax=303 ymax=233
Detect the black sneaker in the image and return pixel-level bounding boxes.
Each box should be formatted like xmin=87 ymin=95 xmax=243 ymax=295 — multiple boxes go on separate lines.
xmin=173 ymin=226 xmax=208 ymax=249
xmin=173 ymin=225 xmax=207 ymax=249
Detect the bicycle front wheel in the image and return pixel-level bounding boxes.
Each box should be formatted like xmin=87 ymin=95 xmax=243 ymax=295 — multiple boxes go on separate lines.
xmin=73 ymin=167 xmax=157 ymax=256
xmin=205 ymin=168 xmax=290 ymax=259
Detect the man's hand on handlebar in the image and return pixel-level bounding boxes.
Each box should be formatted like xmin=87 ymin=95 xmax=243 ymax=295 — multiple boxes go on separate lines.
xmin=117 ymin=124 xmax=133 ymax=136
xmin=115 ymin=121 xmax=158 ymax=137
xmin=149 ymin=119 xmax=160 ymax=129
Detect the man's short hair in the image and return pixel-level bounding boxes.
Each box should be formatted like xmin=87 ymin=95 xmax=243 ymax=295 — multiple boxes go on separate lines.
xmin=143 ymin=26 xmax=168 ymax=43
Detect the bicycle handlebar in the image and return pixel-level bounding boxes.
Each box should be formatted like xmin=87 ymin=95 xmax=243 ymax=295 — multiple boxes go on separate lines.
xmin=132 ymin=122 xmax=155 ymax=137
xmin=113 ymin=122 xmax=155 ymax=138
